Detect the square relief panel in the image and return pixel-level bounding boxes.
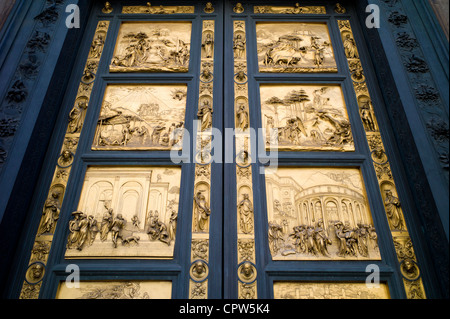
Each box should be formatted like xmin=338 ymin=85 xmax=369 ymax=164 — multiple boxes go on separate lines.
xmin=110 ymin=21 xmax=192 ymax=73
xmin=260 ymin=84 xmax=354 ymax=152
xmin=56 ymin=281 xmax=172 ymax=299
xmin=256 ymin=22 xmax=337 ymax=73
xmin=65 ymin=166 xmax=181 ymax=259
xmin=266 ymin=167 xmax=381 ymax=260
xmin=92 ymin=84 xmax=187 ymax=151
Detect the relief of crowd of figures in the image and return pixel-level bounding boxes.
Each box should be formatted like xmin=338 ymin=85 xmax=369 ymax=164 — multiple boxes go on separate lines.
xmin=110 ymin=22 xmax=191 ymax=73
xmin=260 ymin=84 xmax=354 ymax=151
xmin=93 ymin=85 xmax=186 ymax=151
xmin=256 ymin=22 xmax=337 ymax=73
xmin=266 ymin=168 xmax=381 ymax=260
xmin=65 ymin=167 xmax=181 ymax=259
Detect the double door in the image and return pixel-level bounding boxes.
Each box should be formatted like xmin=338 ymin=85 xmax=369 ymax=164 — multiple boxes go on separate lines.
xmin=17 ymin=1 xmax=427 ymax=299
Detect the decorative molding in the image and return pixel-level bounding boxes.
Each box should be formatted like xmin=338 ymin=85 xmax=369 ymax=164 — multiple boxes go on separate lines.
xmin=0 ymin=0 xmax=63 ymax=170
xmin=19 ymin=21 xmax=110 ymax=299
xmin=380 ymin=0 xmax=449 ymax=179
xmin=233 ymin=20 xmax=257 ymax=299
xmin=358 ymin=0 xmax=448 ymax=297
xmin=189 ymin=20 xmax=215 ymax=300
xmin=338 ymin=19 xmax=426 ymax=299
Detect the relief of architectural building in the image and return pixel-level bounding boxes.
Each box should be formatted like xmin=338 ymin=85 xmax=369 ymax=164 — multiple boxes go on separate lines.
xmin=256 ymin=23 xmax=337 ymax=73
xmin=92 ymin=84 xmax=186 ymax=151
xmin=110 ymin=22 xmax=191 ymax=73
xmin=65 ymin=166 xmax=181 ymax=259
xmin=260 ymin=84 xmax=354 ymax=151
xmin=266 ymin=168 xmax=381 ymax=260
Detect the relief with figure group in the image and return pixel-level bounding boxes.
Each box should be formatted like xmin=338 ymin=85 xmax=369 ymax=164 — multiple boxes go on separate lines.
xmin=110 ymin=22 xmax=191 ymax=73
xmin=92 ymin=84 xmax=186 ymax=151
xmin=266 ymin=168 xmax=381 ymax=260
xmin=65 ymin=166 xmax=181 ymax=259
xmin=260 ymin=84 xmax=354 ymax=152
xmin=256 ymin=23 xmax=337 ymax=73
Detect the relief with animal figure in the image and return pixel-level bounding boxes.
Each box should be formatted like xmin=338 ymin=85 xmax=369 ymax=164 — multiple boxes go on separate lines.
xmin=65 ymin=166 xmax=181 ymax=259
xmin=256 ymin=23 xmax=337 ymax=73
xmin=92 ymin=84 xmax=186 ymax=151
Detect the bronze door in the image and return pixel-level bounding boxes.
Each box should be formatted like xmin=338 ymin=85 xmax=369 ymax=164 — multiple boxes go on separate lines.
xmin=15 ymin=1 xmax=428 ymax=300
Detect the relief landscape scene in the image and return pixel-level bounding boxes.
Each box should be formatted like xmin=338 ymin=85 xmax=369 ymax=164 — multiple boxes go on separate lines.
xmin=256 ymin=22 xmax=337 ymax=73
xmin=92 ymin=84 xmax=186 ymax=151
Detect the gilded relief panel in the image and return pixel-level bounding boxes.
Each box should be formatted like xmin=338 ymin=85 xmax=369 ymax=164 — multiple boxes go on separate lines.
xmin=65 ymin=166 xmax=181 ymax=259
xmin=266 ymin=168 xmax=381 ymax=260
xmin=92 ymin=84 xmax=186 ymax=151
xmin=56 ymin=281 xmax=172 ymax=299
xmin=260 ymin=84 xmax=354 ymax=151
xmin=256 ymin=23 xmax=337 ymax=73
xmin=254 ymin=5 xmax=326 ymax=14
xmin=274 ymin=282 xmax=390 ymax=299
xmin=110 ymin=22 xmax=191 ymax=73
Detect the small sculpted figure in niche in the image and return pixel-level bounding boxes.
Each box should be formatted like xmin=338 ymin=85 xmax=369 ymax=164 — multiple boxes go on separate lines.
xmin=194 ymin=191 xmax=211 ymax=232
xmin=236 ymin=103 xmax=249 ymax=131
xmin=238 ymin=194 xmax=253 ymax=234
xmin=39 ymin=191 xmax=61 ymax=235
xmin=68 ymin=100 xmax=88 ymax=134
xmin=90 ymin=34 xmax=105 ymax=58
xmin=384 ymin=189 xmax=404 ymax=230
xmin=233 ymin=34 xmax=246 ymax=59
xmin=343 ymin=34 xmax=359 ymax=59
xmin=360 ymin=100 xmax=376 ymax=132
xmin=202 ymin=33 xmax=214 ymax=58
xmin=197 ymin=99 xmax=213 ymax=131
